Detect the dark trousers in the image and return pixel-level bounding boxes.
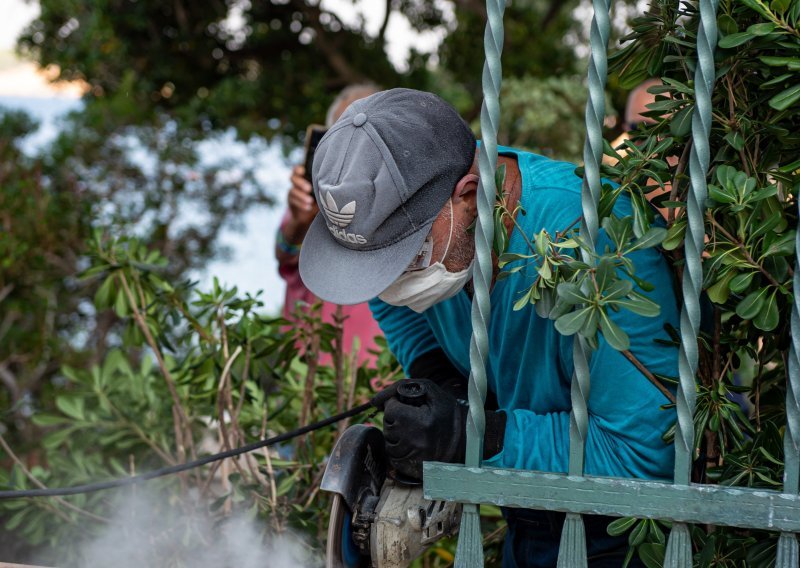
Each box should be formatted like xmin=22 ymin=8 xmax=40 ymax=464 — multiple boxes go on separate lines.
xmin=502 ymin=508 xmax=643 ymax=568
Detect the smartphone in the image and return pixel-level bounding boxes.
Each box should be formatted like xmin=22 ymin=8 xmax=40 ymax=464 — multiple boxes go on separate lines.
xmin=303 ymin=124 xmax=328 ymax=184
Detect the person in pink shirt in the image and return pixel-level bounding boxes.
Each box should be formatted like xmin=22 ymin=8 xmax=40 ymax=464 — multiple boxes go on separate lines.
xmin=275 ymin=84 xmax=383 ymax=367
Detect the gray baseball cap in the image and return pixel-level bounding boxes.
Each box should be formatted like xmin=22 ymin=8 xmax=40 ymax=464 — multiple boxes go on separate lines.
xmin=299 ymin=88 xmax=476 ymax=305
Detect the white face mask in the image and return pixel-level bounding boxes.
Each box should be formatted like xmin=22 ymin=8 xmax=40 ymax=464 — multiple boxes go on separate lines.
xmin=379 ymin=200 xmax=473 ymax=313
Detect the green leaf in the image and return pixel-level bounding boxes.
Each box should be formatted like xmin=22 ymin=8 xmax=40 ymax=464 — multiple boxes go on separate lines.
xmin=607 ymin=516 xmax=637 ymax=536
xmin=599 ymin=311 xmax=630 ymax=351
xmin=740 ymin=0 xmax=775 ymax=18
xmin=595 ymin=257 xmax=616 ymax=290
xmin=662 ymin=220 xmax=686 ymax=250
xmin=555 ymin=307 xmax=594 ymax=336
xmin=579 ymin=308 xmax=599 ymax=338
xmin=639 ymin=543 xmax=667 ymax=568
xmin=729 ymin=272 xmax=755 ymax=293
xmin=557 ymin=282 xmax=588 ymax=305
xmin=736 ymin=287 xmax=769 ymax=320
xmin=648 ymin=519 xmax=666 ymax=545
xmin=513 ymin=289 xmax=533 ymax=311
xmin=754 ymin=290 xmax=779 ymax=331
xmin=708 ymin=184 xmax=736 ymax=204
xmin=55 ymin=396 xmax=85 ymax=421
xmin=628 ymin=518 xmax=647 ymax=546
xmin=750 ymin=211 xmax=783 ymax=239
xmin=772 ymin=0 xmax=791 ymax=14
xmin=537 ymin=259 xmax=552 ymax=280
xmin=31 ymin=414 xmax=71 ymax=426
xmin=707 ymin=270 xmax=736 ymax=304
xmin=535 ymin=288 xmax=557 ymax=319
xmin=613 ymin=292 xmax=661 ymax=318
xmin=494 ymin=163 xmax=507 ymax=195
xmin=5 ymin=510 xmax=27 ymax=531
xmin=534 ymin=229 xmax=549 ymax=256
xmin=603 ymin=278 xmax=634 ymax=302
xmin=763 ymin=230 xmax=796 ymax=257
xmin=628 ymin=227 xmax=667 ymax=252
xmin=761 ymin=72 xmax=793 ymax=88
xmin=669 ymin=105 xmax=693 ymax=137
xmin=747 ymin=22 xmax=777 ymax=35
xmin=723 ymin=131 xmax=745 ymax=151
xmin=554 ymin=238 xmax=580 ymax=249
xmin=717 ymin=14 xmax=738 ymax=35
xmin=114 ymin=287 xmax=129 ymax=317
xmin=498 ymin=252 xmax=530 ymax=267
xmin=760 ymin=56 xmax=800 ymax=69
xmin=769 ymin=84 xmax=800 ymax=110
xmin=717 ymin=31 xmax=756 ymax=48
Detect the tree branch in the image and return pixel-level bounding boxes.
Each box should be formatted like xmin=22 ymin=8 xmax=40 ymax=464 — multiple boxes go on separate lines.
xmin=378 ymin=0 xmax=391 ymax=43
xmin=706 ymin=213 xmax=784 ymax=290
xmin=117 ymin=272 xmax=193 ymax=462
xmin=0 ymin=433 xmax=110 ymax=523
xmin=541 ymin=0 xmax=565 ymax=30
xmin=291 ymin=0 xmax=363 ymax=85
xmin=621 ymin=349 xmax=676 ymax=404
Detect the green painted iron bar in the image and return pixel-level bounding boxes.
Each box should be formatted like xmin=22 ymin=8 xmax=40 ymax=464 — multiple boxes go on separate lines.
xmin=453 ymin=0 xmax=506 ymax=564
xmin=776 ymin=159 xmax=800 ymax=565
xmin=674 ymin=0 xmax=719 ymax=490
xmin=558 ymin=0 xmax=612 ymax=562
xmin=424 ymin=463 xmax=800 ymax=533
xmin=664 ymin=0 xmax=719 ymax=568
xmin=667 ymin=1 xmax=719 ymax=565
xmin=568 ymin=0 xmax=612 ymax=481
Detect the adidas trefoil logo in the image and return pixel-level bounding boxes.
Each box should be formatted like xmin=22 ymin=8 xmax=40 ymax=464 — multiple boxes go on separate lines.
xmin=322 ymin=192 xmax=367 ymax=245
xmin=322 ymin=192 xmax=356 ymax=227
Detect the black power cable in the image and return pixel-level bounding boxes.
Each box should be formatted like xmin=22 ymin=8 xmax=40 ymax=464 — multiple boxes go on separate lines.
xmin=0 ymin=385 xmax=400 ymax=500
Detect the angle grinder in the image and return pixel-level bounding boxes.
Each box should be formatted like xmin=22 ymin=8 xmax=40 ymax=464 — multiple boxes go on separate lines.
xmin=322 ymin=380 xmax=462 ymax=568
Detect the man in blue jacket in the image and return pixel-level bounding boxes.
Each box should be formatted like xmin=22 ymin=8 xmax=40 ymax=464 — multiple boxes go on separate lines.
xmin=299 ymin=88 xmax=678 ymax=567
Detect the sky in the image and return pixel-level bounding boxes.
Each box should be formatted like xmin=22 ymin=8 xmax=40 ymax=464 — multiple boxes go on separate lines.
xmin=0 ymin=0 xmax=38 ymax=51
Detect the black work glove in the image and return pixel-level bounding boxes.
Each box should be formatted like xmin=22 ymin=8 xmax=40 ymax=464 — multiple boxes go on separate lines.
xmin=383 ymin=379 xmax=507 ymax=481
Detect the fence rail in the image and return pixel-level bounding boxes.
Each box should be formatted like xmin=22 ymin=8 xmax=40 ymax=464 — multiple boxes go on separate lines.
xmin=425 ymin=463 xmax=800 ymax=533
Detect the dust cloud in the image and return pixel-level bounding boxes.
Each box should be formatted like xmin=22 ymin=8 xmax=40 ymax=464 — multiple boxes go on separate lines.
xmin=44 ymin=490 xmax=322 ymax=568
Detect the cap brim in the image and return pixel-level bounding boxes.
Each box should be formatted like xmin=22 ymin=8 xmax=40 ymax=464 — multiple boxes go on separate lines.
xmin=299 ymin=214 xmax=431 ymax=305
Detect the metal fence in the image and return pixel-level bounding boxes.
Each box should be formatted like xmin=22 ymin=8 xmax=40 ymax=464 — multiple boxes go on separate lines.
xmin=423 ymin=1 xmax=800 ymax=566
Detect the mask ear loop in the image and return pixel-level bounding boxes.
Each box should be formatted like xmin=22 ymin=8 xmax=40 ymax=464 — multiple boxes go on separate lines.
xmin=440 ymin=198 xmax=454 ymax=263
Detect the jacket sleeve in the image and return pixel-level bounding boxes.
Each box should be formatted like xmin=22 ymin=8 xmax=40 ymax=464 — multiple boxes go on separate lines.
xmin=483 ymin=336 xmax=676 ymax=480
xmin=275 ymin=210 xmax=300 ymax=279
xmin=368 ymin=298 xmax=442 ymax=374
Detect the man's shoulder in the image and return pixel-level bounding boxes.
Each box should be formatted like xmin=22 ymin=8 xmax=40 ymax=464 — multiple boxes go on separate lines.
xmin=498 ymin=146 xmax=581 ymax=194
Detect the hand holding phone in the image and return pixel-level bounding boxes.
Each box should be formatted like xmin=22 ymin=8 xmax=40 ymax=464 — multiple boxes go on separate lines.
xmin=303 ymin=124 xmax=328 ymax=184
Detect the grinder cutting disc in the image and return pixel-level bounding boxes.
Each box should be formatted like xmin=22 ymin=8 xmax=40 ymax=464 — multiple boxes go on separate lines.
xmin=326 ymin=494 xmax=368 ymax=568
xmin=321 ymin=425 xmax=387 ymax=568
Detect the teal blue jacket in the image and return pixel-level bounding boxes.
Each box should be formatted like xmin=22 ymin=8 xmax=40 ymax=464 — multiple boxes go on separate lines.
xmin=369 ymin=147 xmax=679 ymax=480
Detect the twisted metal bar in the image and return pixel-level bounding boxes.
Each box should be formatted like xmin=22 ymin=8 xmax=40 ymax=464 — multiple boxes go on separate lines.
xmin=463 ymin=0 xmax=505 ymax=470
xmin=454 ymin=0 xmax=505 ymax=565
xmin=674 ymin=0 xmax=719 ymax=489
xmin=667 ymin=1 xmax=718 ymax=566
xmin=568 ymin=0 xmax=611 ymax=480
xmin=557 ymin=3 xmax=610 ymax=565
xmin=777 ymin=199 xmax=800 ymax=566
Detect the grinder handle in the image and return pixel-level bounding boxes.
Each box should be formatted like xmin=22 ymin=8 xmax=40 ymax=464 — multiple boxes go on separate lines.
xmin=369 ymin=379 xmax=429 ymax=410
xmin=395 ymin=380 xmax=428 ymax=406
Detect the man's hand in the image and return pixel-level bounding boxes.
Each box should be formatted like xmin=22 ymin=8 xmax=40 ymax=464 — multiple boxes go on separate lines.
xmin=382 ymin=379 xmax=507 ymax=480
xmin=282 ymin=165 xmax=319 ymax=245
xmin=383 ymin=379 xmax=467 ymax=480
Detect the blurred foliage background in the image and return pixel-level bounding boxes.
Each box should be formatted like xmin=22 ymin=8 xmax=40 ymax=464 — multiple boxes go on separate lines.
xmin=2 ymin=0 xmax=799 ymax=566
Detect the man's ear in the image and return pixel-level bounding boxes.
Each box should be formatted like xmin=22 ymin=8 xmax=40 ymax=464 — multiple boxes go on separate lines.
xmin=453 ymin=173 xmax=479 ymax=209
